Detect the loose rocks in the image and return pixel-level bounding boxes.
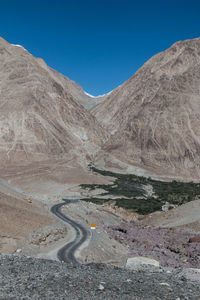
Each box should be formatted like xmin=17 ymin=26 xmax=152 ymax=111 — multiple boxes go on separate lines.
xmin=0 ymin=254 xmax=200 ymax=299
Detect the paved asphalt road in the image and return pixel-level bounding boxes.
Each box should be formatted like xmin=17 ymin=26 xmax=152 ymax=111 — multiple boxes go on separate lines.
xmin=51 ymin=199 xmax=90 ymax=264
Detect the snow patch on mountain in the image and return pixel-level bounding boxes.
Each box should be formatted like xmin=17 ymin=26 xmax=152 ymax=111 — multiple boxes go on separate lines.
xmin=84 ymin=90 xmax=112 ymax=98
xmin=11 ymin=44 xmax=27 ymax=51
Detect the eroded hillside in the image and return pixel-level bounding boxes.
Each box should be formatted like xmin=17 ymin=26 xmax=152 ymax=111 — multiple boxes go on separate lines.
xmin=0 ymin=37 xmax=106 ymax=168
xmin=92 ymin=38 xmax=200 ymax=181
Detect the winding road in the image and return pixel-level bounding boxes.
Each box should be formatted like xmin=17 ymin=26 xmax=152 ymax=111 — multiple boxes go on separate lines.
xmin=51 ymin=199 xmax=90 ymax=264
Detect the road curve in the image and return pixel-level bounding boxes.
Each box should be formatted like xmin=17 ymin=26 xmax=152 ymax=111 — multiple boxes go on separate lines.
xmin=51 ymin=199 xmax=90 ymax=264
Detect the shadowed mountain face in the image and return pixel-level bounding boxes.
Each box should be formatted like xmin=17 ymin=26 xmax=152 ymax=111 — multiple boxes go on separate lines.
xmin=92 ymin=38 xmax=200 ymax=181
xmin=0 ymin=37 xmax=106 ymax=167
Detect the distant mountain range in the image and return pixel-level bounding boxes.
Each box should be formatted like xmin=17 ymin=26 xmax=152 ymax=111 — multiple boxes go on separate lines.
xmin=1 ymin=36 xmax=200 ymax=181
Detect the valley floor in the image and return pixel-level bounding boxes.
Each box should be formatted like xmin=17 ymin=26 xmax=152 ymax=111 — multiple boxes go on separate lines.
xmin=1 ymin=163 xmax=200 ymax=269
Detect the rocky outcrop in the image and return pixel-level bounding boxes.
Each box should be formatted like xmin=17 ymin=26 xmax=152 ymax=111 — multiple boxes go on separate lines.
xmin=107 ymin=220 xmax=200 ymax=268
xmin=189 ymin=235 xmax=200 ymax=243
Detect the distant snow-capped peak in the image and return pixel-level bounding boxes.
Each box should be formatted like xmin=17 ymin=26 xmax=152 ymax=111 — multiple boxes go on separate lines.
xmin=84 ymin=90 xmax=112 ymax=98
xmin=11 ymin=44 xmax=27 ymax=51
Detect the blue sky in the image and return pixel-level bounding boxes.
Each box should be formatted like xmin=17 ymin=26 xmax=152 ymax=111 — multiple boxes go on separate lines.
xmin=1 ymin=0 xmax=200 ymax=95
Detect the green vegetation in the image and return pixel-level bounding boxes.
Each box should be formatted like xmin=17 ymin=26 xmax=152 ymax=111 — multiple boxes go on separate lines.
xmin=80 ymin=165 xmax=200 ymax=215
xmin=81 ymin=197 xmax=162 ymax=215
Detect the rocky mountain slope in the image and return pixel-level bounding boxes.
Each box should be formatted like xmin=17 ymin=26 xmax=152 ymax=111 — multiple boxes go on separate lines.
xmin=49 ymin=68 xmax=106 ymax=109
xmin=92 ymin=38 xmax=200 ymax=181
xmin=3 ymin=35 xmax=200 ymax=181
xmin=0 ymin=37 xmax=106 ymax=168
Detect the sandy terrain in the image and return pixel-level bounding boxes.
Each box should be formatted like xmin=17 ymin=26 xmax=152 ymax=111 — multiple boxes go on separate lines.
xmin=0 ymin=160 xmax=111 ymax=201
xmin=0 ymin=191 xmax=53 ymax=253
xmin=141 ymin=198 xmax=200 ymax=233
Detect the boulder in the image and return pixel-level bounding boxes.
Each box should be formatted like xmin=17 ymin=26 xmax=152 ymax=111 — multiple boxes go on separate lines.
xmin=126 ymin=257 xmax=160 ymax=269
xmin=16 ymin=249 xmax=22 ymax=253
xmin=189 ymin=235 xmax=200 ymax=243
xmin=178 ymin=268 xmax=200 ymax=282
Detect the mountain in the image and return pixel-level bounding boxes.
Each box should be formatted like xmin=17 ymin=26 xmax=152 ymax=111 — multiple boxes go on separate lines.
xmin=48 ymin=68 xmax=106 ymax=109
xmin=92 ymin=38 xmax=200 ymax=181
xmin=0 ymin=37 xmax=106 ymax=168
xmin=2 ymin=35 xmax=200 ymax=181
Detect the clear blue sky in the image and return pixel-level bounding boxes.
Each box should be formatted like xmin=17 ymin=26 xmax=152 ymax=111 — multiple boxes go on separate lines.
xmin=1 ymin=0 xmax=200 ymax=95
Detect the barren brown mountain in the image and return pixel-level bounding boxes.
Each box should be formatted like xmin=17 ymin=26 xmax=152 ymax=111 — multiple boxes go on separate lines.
xmin=49 ymin=68 xmax=106 ymax=109
xmin=92 ymin=38 xmax=200 ymax=181
xmin=0 ymin=37 xmax=106 ymax=168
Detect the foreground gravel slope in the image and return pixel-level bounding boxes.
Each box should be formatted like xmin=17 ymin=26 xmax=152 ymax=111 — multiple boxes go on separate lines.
xmin=0 ymin=255 xmax=200 ymax=299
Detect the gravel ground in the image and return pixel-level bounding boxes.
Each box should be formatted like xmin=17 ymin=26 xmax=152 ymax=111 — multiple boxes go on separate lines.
xmin=0 ymin=255 xmax=200 ymax=299
xmin=106 ymin=221 xmax=200 ymax=268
